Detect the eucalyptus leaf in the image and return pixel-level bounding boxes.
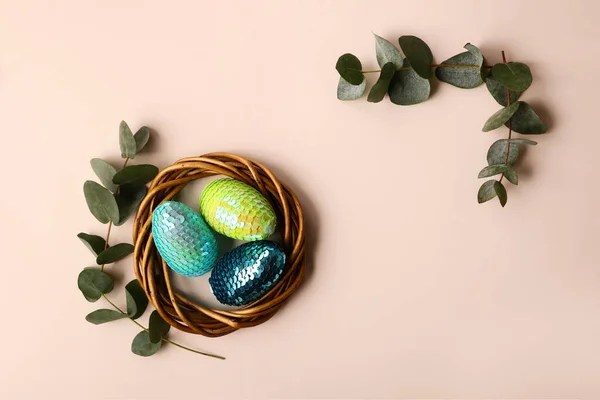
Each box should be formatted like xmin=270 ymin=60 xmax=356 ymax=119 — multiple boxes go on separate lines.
xmin=504 ymin=138 xmax=537 ymax=145
xmin=77 ymin=232 xmax=107 ymax=256
xmin=477 ymin=180 xmax=498 ymax=204
xmin=367 ymin=62 xmax=396 ymax=103
xmin=506 ymin=102 xmax=547 ymax=134
xmin=85 ymin=309 xmax=127 ymax=325
xmin=487 ymin=139 xmax=519 ymax=165
xmin=131 ymin=331 xmax=162 ymax=357
xmin=494 ymin=181 xmax=508 ymax=207
xmin=398 ymin=35 xmax=433 ymax=79
xmin=126 ymin=279 xmax=148 ymax=319
xmin=149 ymin=311 xmax=171 ymax=344
xmin=115 ymin=184 xmax=147 ymax=226
xmin=337 ymin=77 xmax=366 ymax=100
xmin=77 ymin=268 xmax=114 ymax=302
xmin=491 ymin=62 xmax=532 ymax=92
xmin=83 ymin=180 xmax=119 ymax=224
xmin=112 ymin=165 xmax=159 ymax=186
xmin=504 ymin=168 xmax=518 ymax=185
xmin=335 ymin=53 xmax=364 ymax=85
xmin=435 ymin=43 xmax=484 ymax=88
xmin=134 ymin=126 xmax=150 ymax=153
xmin=96 ymin=243 xmax=134 ymax=265
xmin=482 ymin=101 xmax=521 ymax=132
xmin=119 ymin=121 xmax=137 ymax=159
xmin=478 ymin=164 xmax=510 ymax=178
xmin=90 ymin=159 xmax=117 ymax=192
xmin=388 ymin=59 xmax=430 ymax=105
xmin=373 ymin=34 xmax=403 ymax=68
xmin=485 ymin=69 xmax=522 ymax=106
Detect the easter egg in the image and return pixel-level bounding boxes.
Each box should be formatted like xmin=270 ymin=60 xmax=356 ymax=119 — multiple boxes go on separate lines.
xmin=152 ymin=201 xmax=218 ymax=277
xmin=199 ymin=178 xmax=277 ymax=241
xmin=209 ymin=240 xmax=286 ymax=306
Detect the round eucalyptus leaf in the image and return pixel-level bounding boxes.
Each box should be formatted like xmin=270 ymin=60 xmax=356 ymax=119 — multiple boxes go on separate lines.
xmin=85 ymin=309 xmax=127 ymax=325
xmin=90 ymin=159 xmax=117 ymax=192
xmin=435 ymin=43 xmax=484 ymax=89
xmin=119 ymin=120 xmax=137 ymax=159
xmin=373 ymin=34 xmax=403 ymax=68
xmin=77 ymin=232 xmax=107 ymax=256
xmin=485 ymin=70 xmax=522 ymax=106
xmin=367 ymin=62 xmax=396 ymax=103
xmin=477 ymin=180 xmax=498 ymax=204
xmin=494 ymin=181 xmax=508 ymax=207
xmin=149 ymin=311 xmax=171 ymax=344
xmin=398 ymin=35 xmax=433 ymax=79
xmin=388 ymin=59 xmax=430 ymax=105
xmin=482 ymin=101 xmax=521 ymax=132
xmin=112 ymin=164 xmax=159 ymax=186
xmin=337 ymin=77 xmax=366 ymax=100
xmin=478 ymin=164 xmax=510 ymax=179
xmin=96 ymin=243 xmax=134 ymax=265
xmin=504 ymin=168 xmax=518 ymax=185
xmin=134 ymin=126 xmax=150 ymax=153
xmin=131 ymin=331 xmax=162 ymax=357
xmin=491 ymin=62 xmax=532 ymax=92
xmin=77 ymin=268 xmax=114 ymax=302
xmin=506 ymin=102 xmax=547 ymax=134
xmin=83 ymin=180 xmax=119 ymax=224
xmin=335 ymin=53 xmax=364 ymax=85
xmin=487 ymin=139 xmax=519 ymax=166
xmin=115 ymin=184 xmax=147 ymax=226
xmin=126 ymin=279 xmax=149 ymax=320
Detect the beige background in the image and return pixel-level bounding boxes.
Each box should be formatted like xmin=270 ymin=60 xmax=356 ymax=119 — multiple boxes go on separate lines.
xmin=1 ymin=0 xmax=599 ymax=399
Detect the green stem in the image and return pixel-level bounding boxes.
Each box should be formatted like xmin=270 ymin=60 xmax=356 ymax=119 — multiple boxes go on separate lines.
xmin=362 ymin=63 xmax=492 ymax=74
xmin=101 ymin=294 xmax=225 ymax=360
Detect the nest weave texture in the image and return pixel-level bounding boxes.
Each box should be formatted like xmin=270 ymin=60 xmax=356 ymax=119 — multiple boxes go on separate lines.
xmin=133 ymin=153 xmax=305 ymax=337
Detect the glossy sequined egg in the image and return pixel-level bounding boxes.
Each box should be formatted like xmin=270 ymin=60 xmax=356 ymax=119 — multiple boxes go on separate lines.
xmin=199 ymin=178 xmax=277 ymax=241
xmin=209 ymin=240 xmax=286 ymax=306
xmin=152 ymin=201 xmax=218 ymax=277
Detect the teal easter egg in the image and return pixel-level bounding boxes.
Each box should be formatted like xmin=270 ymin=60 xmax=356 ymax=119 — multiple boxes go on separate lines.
xmin=209 ymin=241 xmax=286 ymax=306
xmin=199 ymin=178 xmax=276 ymax=241
xmin=152 ymin=201 xmax=218 ymax=277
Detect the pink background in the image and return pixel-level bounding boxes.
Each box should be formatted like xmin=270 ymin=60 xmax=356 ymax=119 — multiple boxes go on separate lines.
xmin=1 ymin=1 xmax=599 ymax=399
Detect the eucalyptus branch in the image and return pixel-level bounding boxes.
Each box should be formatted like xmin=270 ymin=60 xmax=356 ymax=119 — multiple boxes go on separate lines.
xmin=336 ymin=33 xmax=548 ymax=207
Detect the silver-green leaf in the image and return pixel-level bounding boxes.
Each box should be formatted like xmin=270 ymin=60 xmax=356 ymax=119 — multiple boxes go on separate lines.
xmin=77 ymin=232 xmax=107 ymax=256
xmin=134 ymin=126 xmax=150 ymax=153
xmin=149 ymin=311 xmax=171 ymax=344
xmin=485 ymin=69 xmax=522 ymax=106
xmin=115 ymin=184 xmax=147 ymax=226
xmin=482 ymin=101 xmax=521 ymax=132
xmin=337 ymin=77 xmax=366 ymax=100
xmin=477 ymin=180 xmax=498 ymax=204
xmin=367 ymin=62 xmax=396 ymax=103
xmin=90 ymin=159 xmax=117 ymax=192
xmin=131 ymin=331 xmax=162 ymax=357
xmin=388 ymin=59 xmax=431 ymax=105
xmin=398 ymin=35 xmax=433 ymax=79
xmin=478 ymin=164 xmax=510 ymax=178
xmin=373 ymin=34 xmax=403 ymax=69
xmin=504 ymin=168 xmax=518 ymax=185
xmin=487 ymin=139 xmax=519 ymax=166
xmin=504 ymin=138 xmax=537 ymax=145
xmin=85 ymin=309 xmax=127 ymax=325
xmin=83 ymin=180 xmax=119 ymax=224
xmin=96 ymin=243 xmax=134 ymax=265
xmin=77 ymin=268 xmax=114 ymax=302
xmin=119 ymin=121 xmax=137 ymax=159
xmin=494 ymin=181 xmax=508 ymax=207
xmin=112 ymin=164 xmax=159 ymax=186
xmin=335 ymin=53 xmax=364 ymax=85
xmin=435 ymin=43 xmax=484 ymax=89
xmin=126 ymin=279 xmax=148 ymax=320
xmin=506 ymin=102 xmax=547 ymax=134
xmin=491 ymin=62 xmax=532 ymax=92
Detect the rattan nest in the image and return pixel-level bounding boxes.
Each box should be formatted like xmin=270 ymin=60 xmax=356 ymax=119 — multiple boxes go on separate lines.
xmin=133 ymin=153 xmax=305 ymax=337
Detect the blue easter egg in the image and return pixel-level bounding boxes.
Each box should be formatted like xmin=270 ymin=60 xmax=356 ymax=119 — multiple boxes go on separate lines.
xmin=209 ymin=241 xmax=286 ymax=306
xmin=152 ymin=201 xmax=218 ymax=277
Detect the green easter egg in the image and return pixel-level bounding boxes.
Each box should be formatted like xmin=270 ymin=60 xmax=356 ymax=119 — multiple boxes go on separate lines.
xmin=200 ymin=178 xmax=276 ymax=241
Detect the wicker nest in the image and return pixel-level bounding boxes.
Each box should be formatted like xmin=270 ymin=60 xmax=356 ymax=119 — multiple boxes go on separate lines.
xmin=132 ymin=153 xmax=305 ymax=337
